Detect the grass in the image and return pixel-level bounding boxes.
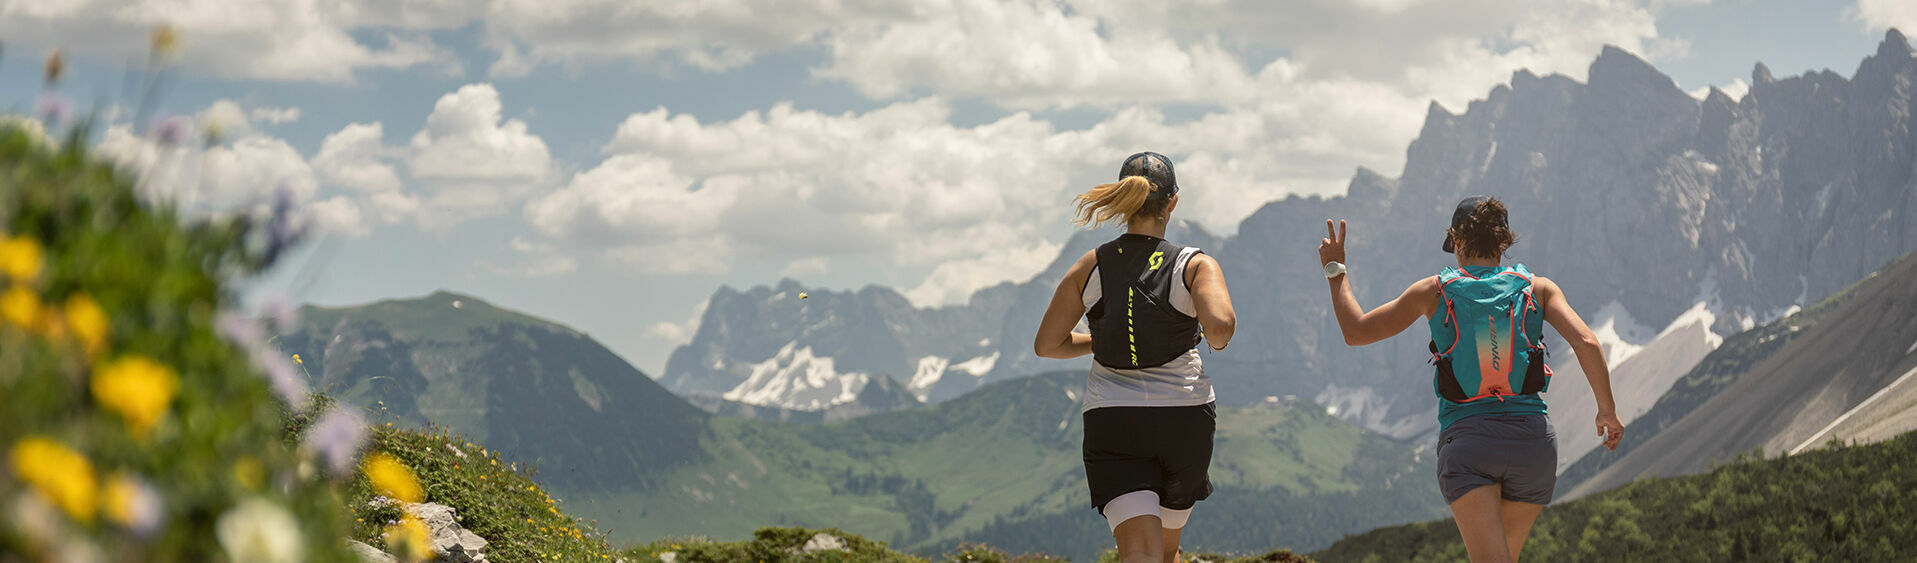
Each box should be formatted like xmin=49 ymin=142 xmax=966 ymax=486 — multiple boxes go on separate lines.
xmin=1314 ymin=430 xmax=1917 ymax=562
xmin=345 ymin=421 xmax=625 ymax=561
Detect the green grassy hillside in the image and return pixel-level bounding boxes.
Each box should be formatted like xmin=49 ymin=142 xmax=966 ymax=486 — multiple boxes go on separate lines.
xmin=290 ymin=291 xmax=1446 ymax=561
xmin=278 ymin=292 xmax=712 ymax=492
xmin=1313 ymin=430 xmax=1917 ymax=562
xmin=571 ymin=372 xmax=1442 ymax=562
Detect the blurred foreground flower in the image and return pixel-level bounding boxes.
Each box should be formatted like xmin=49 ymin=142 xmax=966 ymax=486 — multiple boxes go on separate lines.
xmin=305 ymin=406 xmax=368 ymax=477
xmin=101 ymin=472 xmax=164 ymax=536
xmin=9 ymin=437 xmax=97 ymax=523
xmin=382 ymin=515 xmax=435 ymax=562
xmin=91 ymin=356 xmax=180 ymax=435
xmin=64 ymin=293 xmax=108 ymax=357
xmin=35 ymin=92 xmax=73 ymax=127
xmin=150 ymin=115 xmax=189 ymax=147
xmin=1 ymin=286 xmax=39 ymax=331
xmin=150 ymin=24 xmax=179 ymax=60
xmin=43 ymin=49 xmax=63 ymax=84
xmin=213 ymin=311 xmax=310 ymax=408
xmin=216 ymin=497 xmax=304 ymax=563
xmin=363 ymin=452 xmax=422 ymax=503
xmin=233 ymin=456 xmax=265 ymax=491
xmin=0 ymin=234 xmax=43 ymax=282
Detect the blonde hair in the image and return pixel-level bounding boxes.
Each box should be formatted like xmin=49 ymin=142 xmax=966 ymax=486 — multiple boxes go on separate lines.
xmin=1072 ymin=176 xmax=1168 ymax=228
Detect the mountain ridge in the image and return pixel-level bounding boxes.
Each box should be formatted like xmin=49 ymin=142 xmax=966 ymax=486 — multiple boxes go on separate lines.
xmin=663 ymin=31 xmax=1917 ymax=439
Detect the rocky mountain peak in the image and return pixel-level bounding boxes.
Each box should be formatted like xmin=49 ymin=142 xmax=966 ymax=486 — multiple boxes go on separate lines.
xmin=1878 ymin=28 xmax=1911 ymax=60
xmin=1589 ymin=45 xmax=1674 ymax=92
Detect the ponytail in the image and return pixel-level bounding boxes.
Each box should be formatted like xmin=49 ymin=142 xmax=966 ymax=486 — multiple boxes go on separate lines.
xmin=1073 ymin=176 xmax=1166 ymax=228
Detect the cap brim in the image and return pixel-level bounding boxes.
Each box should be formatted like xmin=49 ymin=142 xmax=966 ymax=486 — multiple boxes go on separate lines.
xmin=1441 ymin=234 xmax=1455 ymax=253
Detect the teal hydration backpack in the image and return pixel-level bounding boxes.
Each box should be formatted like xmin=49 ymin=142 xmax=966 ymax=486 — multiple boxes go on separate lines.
xmin=1428 ymin=264 xmax=1551 ymax=403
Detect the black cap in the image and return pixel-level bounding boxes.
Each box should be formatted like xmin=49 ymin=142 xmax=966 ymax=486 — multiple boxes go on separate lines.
xmin=1441 ymin=195 xmax=1495 ymax=253
xmin=1120 ymin=151 xmax=1179 ymax=200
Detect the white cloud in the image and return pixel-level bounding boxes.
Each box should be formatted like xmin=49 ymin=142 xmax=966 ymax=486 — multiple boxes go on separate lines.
xmin=1853 ymin=0 xmax=1917 ymax=33
xmin=478 ymin=236 xmax=578 ymax=277
xmin=644 ymin=297 xmax=710 ymax=346
xmin=314 ymin=122 xmax=404 ymax=193
xmin=479 ymin=0 xmax=906 ymax=73
xmin=307 ymin=196 xmax=369 ymax=237
xmin=905 ymin=239 xmax=1063 ymax=307
xmin=303 ymin=84 xmax=557 ymax=232
xmin=98 ymin=122 xmax=319 ymax=210
xmin=249 ymin=106 xmax=303 ymax=125
xmin=0 ymin=0 xmax=455 ymax=83
xmin=409 ymin=84 xmax=551 ymax=181
xmin=778 ymin=257 xmax=831 ymax=279
xmin=1687 ymin=78 xmax=1750 ymax=101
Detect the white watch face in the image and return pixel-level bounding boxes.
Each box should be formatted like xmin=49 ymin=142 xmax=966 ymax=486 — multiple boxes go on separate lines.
xmin=1324 ymin=261 xmax=1345 ymax=278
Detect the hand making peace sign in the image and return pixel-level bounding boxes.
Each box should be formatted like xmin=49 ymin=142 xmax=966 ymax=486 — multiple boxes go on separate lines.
xmin=1318 ymin=219 xmax=1346 ymax=266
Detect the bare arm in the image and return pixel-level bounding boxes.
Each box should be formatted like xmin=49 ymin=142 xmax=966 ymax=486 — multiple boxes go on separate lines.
xmin=1536 ymin=276 xmax=1624 ymax=451
xmin=1319 ymin=219 xmax=1438 ymax=346
xmin=1184 ymin=254 xmax=1236 ymax=350
xmin=1034 ymin=250 xmax=1096 ymax=359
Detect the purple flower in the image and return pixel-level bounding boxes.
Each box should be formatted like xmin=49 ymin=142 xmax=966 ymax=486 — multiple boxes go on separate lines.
xmin=258 ymin=352 xmax=309 ymax=410
xmin=261 ymin=183 xmax=308 ymax=266
xmin=150 ymin=115 xmax=189 ymax=147
xmin=217 ymin=310 xmax=309 ymax=408
xmin=35 ymin=92 xmax=72 ymax=126
xmin=304 ymin=407 xmax=368 ymax=477
xmin=215 ymin=311 xmax=265 ymax=348
xmin=258 ymin=294 xmax=299 ymax=334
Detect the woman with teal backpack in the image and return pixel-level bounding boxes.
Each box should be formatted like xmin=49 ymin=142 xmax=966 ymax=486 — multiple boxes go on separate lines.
xmin=1317 ymin=196 xmax=1624 ymax=563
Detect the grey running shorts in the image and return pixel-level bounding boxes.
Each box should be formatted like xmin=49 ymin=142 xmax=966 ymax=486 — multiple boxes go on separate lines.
xmin=1083 ymin=403 xmax=1215 ymax=512
xmin=1436 ymin=413 xmax=1557 ymax=505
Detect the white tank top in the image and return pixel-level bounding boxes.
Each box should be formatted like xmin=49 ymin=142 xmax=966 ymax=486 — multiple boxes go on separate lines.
xmin=1079 ymin=246 xmax=1215 ymax=412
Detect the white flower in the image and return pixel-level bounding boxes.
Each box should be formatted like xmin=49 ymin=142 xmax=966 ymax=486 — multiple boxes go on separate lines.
xmin=216 ymin=498 xmax=304 ymax=563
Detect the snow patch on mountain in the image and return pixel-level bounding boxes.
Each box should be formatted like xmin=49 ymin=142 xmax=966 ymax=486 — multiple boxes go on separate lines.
xmin=907 ymin=352 xmax=1000 ymax=401
xmin=723 ymin=343 xmax=869 ymax=410
xmin=951 ymin=352 xmax=999 ymax=377
xmin=910 ymin=356 xmax=950 ymax=398
xmin=1586 ymin=300 xmax=1656 ymax=367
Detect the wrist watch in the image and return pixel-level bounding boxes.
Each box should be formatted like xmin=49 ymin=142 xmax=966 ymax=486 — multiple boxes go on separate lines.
xmin=1323 ymin=261 xmax=1346 ymax=279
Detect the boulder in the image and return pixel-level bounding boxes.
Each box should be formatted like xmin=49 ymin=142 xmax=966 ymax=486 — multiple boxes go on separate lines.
xmin=402 ymin=502 xmax=491 ymax=563
xmin=347 ymin=539 xmax=397 ymax=563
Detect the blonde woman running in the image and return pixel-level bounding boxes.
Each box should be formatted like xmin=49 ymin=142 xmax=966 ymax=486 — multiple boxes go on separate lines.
xmin=1035 ymin=152 xmax=1238 ymax=563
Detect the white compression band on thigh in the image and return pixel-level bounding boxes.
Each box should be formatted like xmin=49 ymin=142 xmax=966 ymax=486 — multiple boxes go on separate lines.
xmin=1159 ymin=506 xmax=1193 ymax=529
xmin=1102 ymin=490 xmax=1161 ymax=532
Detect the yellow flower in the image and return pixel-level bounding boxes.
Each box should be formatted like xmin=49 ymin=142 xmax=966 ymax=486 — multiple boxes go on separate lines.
xmin=102 ymin=472 xmax=163 ymax=534
xmin=9 ymin=437 xmax=97 ymax=523
xmin=65 ymin=293 xmax=108 ymax=356
xmin=1 ymin=286 xmax=40 ymax=331
xmin=151 ymin=24 xmax=180 ymax=60
xmin=291 ymin=353 xmax=301 ymax=365
xmin=382 ymin=515 xmax=435 ymax=562
xmin=0 ymin=235 xmax=43 ymax=282
xmin=363 ymin=453 xmax=422 ymax=503
xmin=233 ymin=456 xmax=265 ymax=491
xmin=91 ymin=356 xmax=180 ymax=435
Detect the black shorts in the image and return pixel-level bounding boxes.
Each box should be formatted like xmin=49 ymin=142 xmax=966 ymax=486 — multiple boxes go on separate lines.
xmin=1082 ymin=403 xmax=1216 ymax=512
xmin=1436 ymin=414 xmax=1557 ymax=505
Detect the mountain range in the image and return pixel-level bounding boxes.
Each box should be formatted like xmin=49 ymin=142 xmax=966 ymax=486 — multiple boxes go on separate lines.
xmin=660 ymin=31 xmax=1917 ymax=441
xmin=278 ymin=294 xmax=1443 ymax=559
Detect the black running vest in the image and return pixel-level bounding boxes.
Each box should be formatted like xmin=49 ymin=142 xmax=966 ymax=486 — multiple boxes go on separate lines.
xmin=1086 ymin=234 xmax=1202 ymax=369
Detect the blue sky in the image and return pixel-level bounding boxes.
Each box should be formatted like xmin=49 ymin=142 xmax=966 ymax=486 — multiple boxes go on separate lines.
xmin=1 ymin=0 xmax=1908 ymax=374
